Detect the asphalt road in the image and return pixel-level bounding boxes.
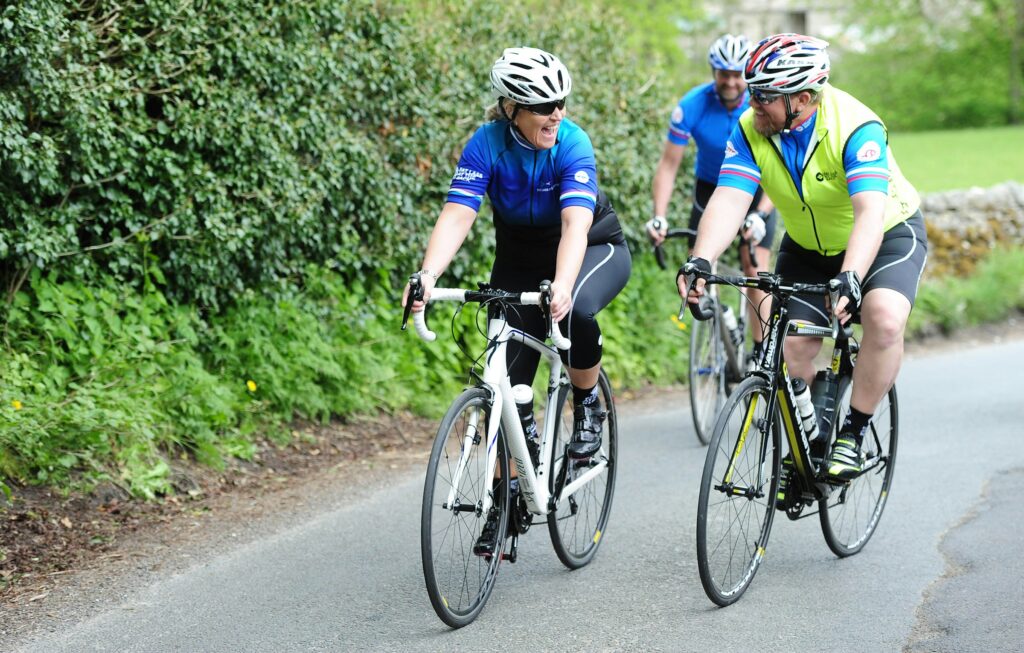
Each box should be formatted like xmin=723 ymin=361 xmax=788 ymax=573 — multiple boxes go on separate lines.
xmin=11 ymin=338 xmax=1024 ymax=652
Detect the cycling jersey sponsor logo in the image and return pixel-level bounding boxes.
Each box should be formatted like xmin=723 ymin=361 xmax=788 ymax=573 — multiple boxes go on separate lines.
xmin=856 ymin=141 xmax=882 ymax=163
xmin=452 ymin=166 xmax=484 ymax=183
xmin=671 ymin=106 xmax=684 ymax=124
xmin=574 ymin=170 xmax=590 ymax=184
xmin=815 ymin=170 xmax=839 ymax=182
xmin=724 ymin=140 xmax=738 ymax=158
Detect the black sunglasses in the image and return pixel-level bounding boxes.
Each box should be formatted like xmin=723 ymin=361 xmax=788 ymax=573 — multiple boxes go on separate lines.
xmin=519 ymin=98 xmax=566 ymax=116
xmin=750 ymin=89 xmax=784 ymax=105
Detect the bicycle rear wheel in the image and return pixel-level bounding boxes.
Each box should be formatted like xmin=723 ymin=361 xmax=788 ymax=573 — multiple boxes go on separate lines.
xmin=820 ymin=380 xmax=898 ymax=557
xmin=421 ymin=388 xmax=509 ymax=628
xmin=696 ymin=375 xmax=781 ymax=606
xmin=547 ymin=369 xmax=618 ymax=569
xmin=689 ymin=306 xmax=725 ymax=445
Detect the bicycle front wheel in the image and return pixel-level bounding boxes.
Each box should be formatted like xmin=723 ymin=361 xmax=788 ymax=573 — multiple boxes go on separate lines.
xmin=689 ymin=308 xmax=725 ymax=445
xmin=696 ymin=375 xmax=781 ymax=606
xmin=547 ymin=369 xmax=618 ymax=569
xmin=820 ymin=380 xmax=898 ymax=557
xmin=421 ymin=388 xmax=509 ymax=628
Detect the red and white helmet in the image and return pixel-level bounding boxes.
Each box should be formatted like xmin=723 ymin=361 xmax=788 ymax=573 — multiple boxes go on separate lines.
xmin=708 ymin=34 xmax=750 ymax=71
xmin=744 ymin=34 xmax=830 ymax=93
xmin=490 ymin=47 xmax=572 ymax=104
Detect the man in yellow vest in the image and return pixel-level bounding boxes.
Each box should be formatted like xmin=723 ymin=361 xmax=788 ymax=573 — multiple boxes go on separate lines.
xmin=678 ymin=34 xmax=928 ymax=480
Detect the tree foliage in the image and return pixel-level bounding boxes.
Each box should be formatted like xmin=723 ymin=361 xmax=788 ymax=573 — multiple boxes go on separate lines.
xmin=834 ymin=0 xmax=1023 ymax=130
xmin=0 ymin=0 xmax=689 ymax=308
xmin=0 ymin=0 xmax=696 ymax=495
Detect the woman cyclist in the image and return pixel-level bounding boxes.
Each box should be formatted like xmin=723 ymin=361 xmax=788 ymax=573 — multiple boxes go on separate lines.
xmin=402 ymin=47 xmax=631 ymax=553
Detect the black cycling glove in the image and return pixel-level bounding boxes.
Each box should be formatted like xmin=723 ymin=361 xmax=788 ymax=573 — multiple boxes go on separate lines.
xmin=677 ymin=256 xmax=712 ymax=285
xmin=830 ymin=270 xmax=863 ymax=311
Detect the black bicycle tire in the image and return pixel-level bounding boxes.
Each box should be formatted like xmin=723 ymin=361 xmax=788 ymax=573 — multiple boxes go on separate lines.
xmin=421 ymin=388 xmax=509 ymax=628
xmin=696 ymin=375 xmax=781 ymax=606
xmin=819 ymin=379 xmax=899 ymax=557
xmin=547 ymin=368 xmax=618 ymax=569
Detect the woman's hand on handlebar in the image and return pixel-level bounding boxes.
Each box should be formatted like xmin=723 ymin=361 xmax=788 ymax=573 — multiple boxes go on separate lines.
xmin=549 ymin=279 xmax=572 ymax=322
xmin=402 ymin=273 xmax=436 ymax=313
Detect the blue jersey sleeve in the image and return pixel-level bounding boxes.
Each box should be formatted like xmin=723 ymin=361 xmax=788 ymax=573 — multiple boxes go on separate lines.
xmin=843 ymin=122 xmax=889 ymax=196
xmin=716 ymin=123 xmax=762 ymax=196
xmin=667 ymin=100 xmax=691 ymax=146
xmin=557 ymin=130 xmax=598 ymax=212
xmin=446 ymin=127 xmax=490 ymax=211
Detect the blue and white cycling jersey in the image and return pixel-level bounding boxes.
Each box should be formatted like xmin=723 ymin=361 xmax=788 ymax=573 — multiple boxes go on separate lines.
xmin=446 ymin=118 xmax=598 ymax=228
xmin=667 ymin=82 xmax=750 ymax=184
xmin=718 ymin=111 xmax=890 ymax=199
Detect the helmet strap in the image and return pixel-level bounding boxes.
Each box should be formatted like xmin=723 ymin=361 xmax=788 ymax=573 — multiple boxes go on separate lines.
xmin=780 ymin=94 xmax=800 ymax=135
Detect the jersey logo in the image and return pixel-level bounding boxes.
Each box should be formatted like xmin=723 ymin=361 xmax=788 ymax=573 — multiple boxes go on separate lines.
xmin=671 ymin=106 xmax=684 ymax=124
xmin=724 ymin=140 xmax=738 ymax=158
xmin=856 ymin=141 xmax=882 ymax=163
xmin=815 ymin=170 xmax=839 ymax=182
xmin=452 ymin=166 xmax=484 ymax=183
xmin=574 ymin=170 xmax=590 ymax=184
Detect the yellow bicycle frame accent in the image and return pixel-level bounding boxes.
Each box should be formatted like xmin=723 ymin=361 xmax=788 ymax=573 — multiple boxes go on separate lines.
xmin=724 ymin=394 xmax=760 ymax=486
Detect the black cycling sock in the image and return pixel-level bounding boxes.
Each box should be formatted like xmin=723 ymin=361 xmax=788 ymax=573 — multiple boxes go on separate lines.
xmin=572 ymin=384 xmax=598 ymax=406
xmin=839 ymin=407 xmax=872 ymax=442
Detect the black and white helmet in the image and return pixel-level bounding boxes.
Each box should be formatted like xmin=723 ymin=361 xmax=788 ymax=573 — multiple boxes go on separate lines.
xmin=745 ymin=34 xmax=830 ymax=93
xmin=490 ymin=47 xmax=572 ymax=104
xmin=708 ymin=34 xmax=750 ymax=71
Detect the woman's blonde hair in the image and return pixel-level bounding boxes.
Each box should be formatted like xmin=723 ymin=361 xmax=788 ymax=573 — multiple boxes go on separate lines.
xmin=484 ymin=97 xmax=517 ymax=122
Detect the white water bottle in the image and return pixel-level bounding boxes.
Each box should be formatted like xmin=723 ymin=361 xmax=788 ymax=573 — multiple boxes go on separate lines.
xmin=722 ymin=305 xmax=742 ymax=346
xmin=792 ymin=378 xmax=819 ymax=442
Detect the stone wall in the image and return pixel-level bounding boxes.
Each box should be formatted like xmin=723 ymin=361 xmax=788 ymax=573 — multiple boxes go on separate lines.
xmin=921 ymin=181 xmax=1024 ymax=277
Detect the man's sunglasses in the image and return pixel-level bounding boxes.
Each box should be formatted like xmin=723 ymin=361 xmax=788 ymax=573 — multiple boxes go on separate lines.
xmin=750 ymin=89 xmax=784 ymax=105
xmin=519 ymin=98 xmax=566 ymax=115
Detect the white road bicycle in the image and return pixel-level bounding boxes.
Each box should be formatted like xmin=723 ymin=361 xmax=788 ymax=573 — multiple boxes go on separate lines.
xmin=402 ymin=276 xmax=618 ymax=628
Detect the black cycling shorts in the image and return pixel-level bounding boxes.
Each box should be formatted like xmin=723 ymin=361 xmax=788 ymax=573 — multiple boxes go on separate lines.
xmin=490 ymin=195 xmax=631 ymax=385
xmin=775 ymin=211 xmax=929 ymax=326
xmin=688 ymin=177 xmax=778 ymax=252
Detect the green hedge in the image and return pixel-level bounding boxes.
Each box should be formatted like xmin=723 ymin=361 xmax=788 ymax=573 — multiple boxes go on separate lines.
xmin=1 ymin=0 xmax=705 ymax=495
xmin=1 ymin=0 xmax=683 ymax=307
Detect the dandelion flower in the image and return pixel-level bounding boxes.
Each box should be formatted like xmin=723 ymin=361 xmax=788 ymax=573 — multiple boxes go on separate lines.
xmin=246 ymin=380 xmax=257 ymax=392
xmin=12 ymin=400 xmax=22 ymax=410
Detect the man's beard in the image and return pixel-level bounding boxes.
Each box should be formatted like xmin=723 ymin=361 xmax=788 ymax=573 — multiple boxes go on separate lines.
xmin=717 ymin=86 xmax=741 ymax=104
xmin=753 ymin=114 xmax=779 ymax=137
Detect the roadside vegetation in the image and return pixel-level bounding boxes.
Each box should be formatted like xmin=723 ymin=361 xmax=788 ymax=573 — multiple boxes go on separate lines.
xmin=890 ymin=126 xmax=1024 ymax=194
xmin=1 ymin=0 xmax=1022 ymax=502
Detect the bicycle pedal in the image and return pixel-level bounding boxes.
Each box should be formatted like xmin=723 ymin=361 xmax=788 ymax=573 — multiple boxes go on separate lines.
xmin=502 ymin=535 xmax=519 ymax=563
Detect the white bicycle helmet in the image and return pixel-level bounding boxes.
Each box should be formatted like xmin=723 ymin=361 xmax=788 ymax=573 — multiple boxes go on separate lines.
xmin=744 ymin=33 xmax=830 ymax=93
xmin=708 ymin=34 xmax=750 ymax=71
xmin=490 ymin=47 xmax=572 ymax=104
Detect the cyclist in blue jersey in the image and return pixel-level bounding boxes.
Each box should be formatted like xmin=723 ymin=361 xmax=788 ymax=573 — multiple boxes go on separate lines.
xmin=649 ymin=34 xmax=777 ymax=364
xmin=680 ymin=35 xmax=928 ymax=482
xmin=403 ymin=47 xmax=631 ymax=553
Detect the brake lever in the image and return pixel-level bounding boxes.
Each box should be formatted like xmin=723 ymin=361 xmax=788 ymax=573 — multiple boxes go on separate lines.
xmin=678 ymin=262 xmax=714 ymax=321
xmin=401 ymin=273 xmax=423 ymax=331
xmin=827 ymin=277 xmax=842 ymax=340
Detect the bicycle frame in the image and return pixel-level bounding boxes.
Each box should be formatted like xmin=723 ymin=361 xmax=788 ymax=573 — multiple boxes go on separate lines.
xmin=696 ymin=273 xmax=845 ymax=501
xmin=413 ymin=290 xmax=611 ymax=519
xmin=755 ymin=303 xmax=840 ymax=498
